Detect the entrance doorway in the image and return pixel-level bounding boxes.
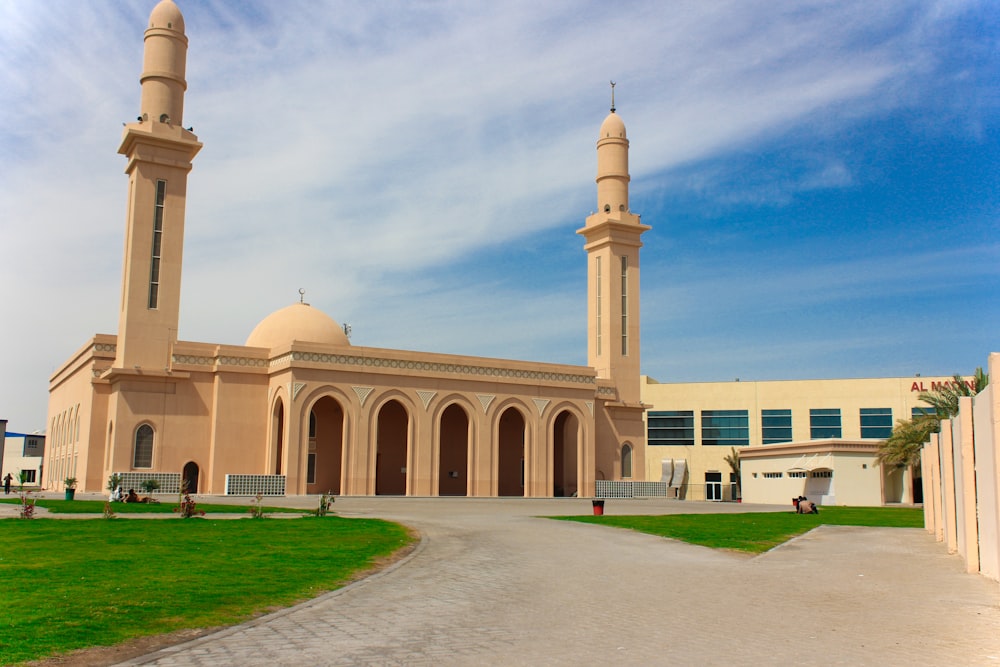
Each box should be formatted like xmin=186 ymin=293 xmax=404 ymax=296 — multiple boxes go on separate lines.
xmin=183 ymin=461 xmax=199 ymax=494
xmin=309 ymin=397 xmax=345 ymax=494
xmin=497 ymin=407 xmax=525 ymax=496
xmin=705 ymin=471 xmax=722 ymax=501
xmin=438 ymin=404 xmax=470 ymax=496
xmin=552 ymin=411 xmax=579 ymax=497
xmin=375 ymin=400 xmax=409 ymax=495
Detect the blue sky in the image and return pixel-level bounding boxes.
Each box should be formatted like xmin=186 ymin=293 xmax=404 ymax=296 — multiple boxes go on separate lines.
xmin=1 ymin=0 xmax=997 ymax=432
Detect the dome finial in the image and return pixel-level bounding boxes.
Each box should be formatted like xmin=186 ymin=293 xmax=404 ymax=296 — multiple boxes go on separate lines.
xmin=298 ymin=288 xmax=307 ymax=305
xmin=610 ymin=80 xmax=616 ymax=113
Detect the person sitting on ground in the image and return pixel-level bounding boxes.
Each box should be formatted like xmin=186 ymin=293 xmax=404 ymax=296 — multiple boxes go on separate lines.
xmin=110 ymin=486 xmax=123 ymax=502
xmin=125 ymin=488 xmax=140 ymax=503
xmin=797 ymin=496 xmax=818 ymax=514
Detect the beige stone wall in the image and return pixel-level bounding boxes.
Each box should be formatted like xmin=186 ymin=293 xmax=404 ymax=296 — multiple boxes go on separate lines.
xmin=923 ymin=352 xmax=1000 ymax=582
xmin=45 ymin=336 xmax=116 ymax=491
xmin=972 ymin=379 xmax=1000 ymax=579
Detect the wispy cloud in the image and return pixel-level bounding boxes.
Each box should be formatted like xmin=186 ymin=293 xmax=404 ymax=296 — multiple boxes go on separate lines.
xmin=1 ymin=0 xmax=996 ymax=429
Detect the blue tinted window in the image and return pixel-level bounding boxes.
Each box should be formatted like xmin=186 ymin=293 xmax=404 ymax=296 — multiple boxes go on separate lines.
xmin=762 ymin=409 xmax=792 ymax=444
xmin=648 ymin=411 xmax=694 ymax=446
xmin=810 ymin=408 xmax=841 ymax=439
xmin=860 ymin=407 xmax=892 ymax=439
xmin=701 ymin=410 xmax=749 ymax=446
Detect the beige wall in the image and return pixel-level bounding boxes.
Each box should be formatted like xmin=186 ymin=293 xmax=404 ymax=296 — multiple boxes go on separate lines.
xmin=972 ymin=377 xmax=1000 ymax=580
xmin=641 ymin=375 xmax=952 ymax=503
xmin=923 ymin=353 xmax=1000 ymax=581
xmin=0 ymin=433 xmax=44 ymax=487
xmin=740 ymin=441 xmax=885 ymax=506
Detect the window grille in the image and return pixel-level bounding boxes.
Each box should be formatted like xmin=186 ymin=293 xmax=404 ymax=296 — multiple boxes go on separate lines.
xmin=225 ymin=474 xmax=286 ymax=496
xmin=595 ymin=480 xmax=667 ymax=498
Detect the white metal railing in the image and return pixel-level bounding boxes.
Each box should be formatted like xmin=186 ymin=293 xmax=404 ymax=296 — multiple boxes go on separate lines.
xmin=225 ymin=474 xmax=286 ymax=496
xmin=595 ymin=480 xmax=669 ymax=499
xmin=114 ymin=472 xmax=182 ymax=494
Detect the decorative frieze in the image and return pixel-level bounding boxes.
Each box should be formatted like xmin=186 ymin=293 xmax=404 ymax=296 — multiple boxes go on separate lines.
xmin=172 ymin=354 xmax=267 ymax=368
xmin=287 ymin=351 xmax=594 ymax=385
xmin=171 ymin=348 xmax=595 ymax=389
xmin=218 ymin=356 xmax=268 ymax=367
xmin=173 ymin=355 xmax=213 ymax=366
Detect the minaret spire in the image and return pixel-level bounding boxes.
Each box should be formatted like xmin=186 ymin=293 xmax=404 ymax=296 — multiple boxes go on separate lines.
xmin=110 ymin=0 xmax=201 ymax=372
xmin=577 ymin=102 xmax=650 ymax=401
xmin=578 ymin=100 xmax=651 ymax=489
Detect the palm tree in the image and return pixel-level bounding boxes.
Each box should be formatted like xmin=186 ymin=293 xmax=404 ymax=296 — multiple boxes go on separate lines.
xmin=917 ymin=367 xmax=989 ymax=419
xmin=723 ymin=447 xmax=741 ymax=498
xmin=875 ymin=416 xmax=937 ymax=468
xmin=877 ymin=367 xmax=989 ymax=470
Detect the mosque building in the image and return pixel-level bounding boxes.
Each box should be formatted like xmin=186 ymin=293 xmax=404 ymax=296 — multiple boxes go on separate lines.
xmin=44 ymin=0 xmax=972 ymax=506
xmin=43 ymin=0 xmax=648 ymax=497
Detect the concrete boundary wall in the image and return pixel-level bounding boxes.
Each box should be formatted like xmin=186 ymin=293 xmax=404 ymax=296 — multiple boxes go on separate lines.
xmin=922 ymin=352 xmax=1000 ymax=581
xmin=975 ymin=382 xmax=1000 ymax=580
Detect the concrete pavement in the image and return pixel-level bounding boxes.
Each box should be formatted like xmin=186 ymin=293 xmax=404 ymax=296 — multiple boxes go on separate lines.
xmin=77 ymin=496 xmax=1000 ymax=666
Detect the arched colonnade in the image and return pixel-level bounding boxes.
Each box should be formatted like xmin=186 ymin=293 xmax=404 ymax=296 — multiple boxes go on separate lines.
xmin=266 ymin=385 xmax=591 ymax=497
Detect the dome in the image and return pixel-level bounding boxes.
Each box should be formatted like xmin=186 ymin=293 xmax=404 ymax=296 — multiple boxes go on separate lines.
xmin=246 ymin=303 xmax=351 ymax=349
xmin=599 ymin=111 xmax=626 ymax=139
xmin=149 ymin=0 xmax=185 ymax=33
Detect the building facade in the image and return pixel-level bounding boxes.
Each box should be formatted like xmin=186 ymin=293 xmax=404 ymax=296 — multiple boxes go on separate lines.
xmin=640 ymin=374 xmax=962 ymax=503
xmin=1 ymin=427 xmax=46 ymax=489
xmin=44 ymin=1 xmax=648 ymax=497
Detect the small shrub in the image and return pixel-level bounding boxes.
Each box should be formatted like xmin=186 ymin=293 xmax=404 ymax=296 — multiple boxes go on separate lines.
xmin=248 ymin=493 xmax=265 ymax=519
xmin=316 ymin=492 xmax=335 ymax=517
xmin=173 ymin=493 xmax=206 ymax=518
xmin=107 ymin=473 xmax=123 ymax=493
xmin=141 ymin=479 xmax=161 ymax=494
xmin=103 ymin=502 xmax=116 ymax=519
xmin=18 ymin=491 xmax=36 ymax=519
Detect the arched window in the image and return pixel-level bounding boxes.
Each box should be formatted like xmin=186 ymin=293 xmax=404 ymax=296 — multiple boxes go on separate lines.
xmin=133 ymin=424 xmax=154 ymax=468
xmin=621 ymin=443 xmax=633 ymax=479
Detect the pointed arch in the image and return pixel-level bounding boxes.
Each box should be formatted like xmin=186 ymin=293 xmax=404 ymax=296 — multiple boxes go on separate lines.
xmin=182 ymin=461 xmax=200 ymax=494
xmin=438 ymin=402 xmax=471 ymax=496
xmin=497 ymin=405 xmax=527 ymax=497
xmin=621 ymin=442 xmax=633 ymax=479
xmin=133 ymin=423 xmax=154 ymax=469
xmin=374 ymin=399 xmax=410 ymax=495
xmin=553 ymin=410 xmax=581 ymax=497
xmin=307 ymin=395 xmax=346 ymax=495
xmin=270 ymin=396 xmax=286 ymax=475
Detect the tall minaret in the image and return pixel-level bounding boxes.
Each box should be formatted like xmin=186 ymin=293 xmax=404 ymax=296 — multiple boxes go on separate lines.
xmin=578 ymin=89 xmax=650 ymax=405
xmin=113 ymin=0 xmax=201 ymax=371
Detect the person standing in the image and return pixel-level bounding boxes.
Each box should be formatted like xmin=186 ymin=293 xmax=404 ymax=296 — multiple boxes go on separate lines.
xmin=3 ymin=473 xmax=12 ymax=495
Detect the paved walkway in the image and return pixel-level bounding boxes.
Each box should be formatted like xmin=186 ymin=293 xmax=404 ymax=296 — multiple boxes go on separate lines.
xmin=7 ymin=496 xmax=999 ymax=665
xmin=104 ymin=497 xmax=1000 ymax=666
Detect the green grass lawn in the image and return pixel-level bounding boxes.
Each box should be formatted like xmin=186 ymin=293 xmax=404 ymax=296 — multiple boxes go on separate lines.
xmin=0 ymin=517 xmax=415 ymax=665
xmin=0 ymin=497 xmax=304 ymax=515
xmin=555 ymin=506 xmax=924 ymax=554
